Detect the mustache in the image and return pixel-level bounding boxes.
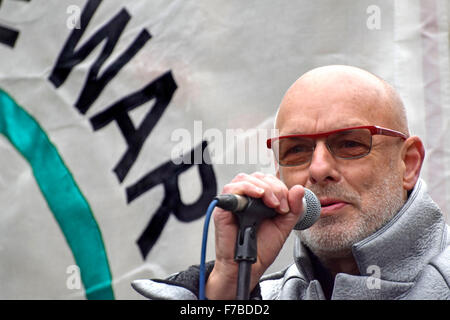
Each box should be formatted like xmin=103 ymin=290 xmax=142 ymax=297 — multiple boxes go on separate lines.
xmin=307 ymin=184 xmax=361 ymax=206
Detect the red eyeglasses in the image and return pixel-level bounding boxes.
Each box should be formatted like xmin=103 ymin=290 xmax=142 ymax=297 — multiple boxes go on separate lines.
xmin=267 ymin=125 xmax=408 ymax=167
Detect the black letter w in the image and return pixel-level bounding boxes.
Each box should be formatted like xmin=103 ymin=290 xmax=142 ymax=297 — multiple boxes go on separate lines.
xmin=48 ymin=0 xmax=151 ymax=114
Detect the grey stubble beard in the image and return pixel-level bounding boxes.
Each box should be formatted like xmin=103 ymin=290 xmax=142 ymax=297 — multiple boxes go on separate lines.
xmin=281 ymin=162 xmax=406 ymax=260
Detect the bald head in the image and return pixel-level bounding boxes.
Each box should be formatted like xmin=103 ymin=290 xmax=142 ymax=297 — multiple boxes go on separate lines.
xmin=275 ymin=65 xmax=409 ymax=136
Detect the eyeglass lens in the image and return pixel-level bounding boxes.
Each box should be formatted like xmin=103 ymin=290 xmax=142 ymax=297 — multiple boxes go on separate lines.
xmin=275 ymin=129 xmax=372 ymax=166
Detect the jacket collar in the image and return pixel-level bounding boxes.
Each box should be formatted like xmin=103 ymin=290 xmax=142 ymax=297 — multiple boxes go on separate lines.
xmin=351 ymin=179 xmax=446 ymax=282
xmin=294 ymin=179 xmax=446 ymax=297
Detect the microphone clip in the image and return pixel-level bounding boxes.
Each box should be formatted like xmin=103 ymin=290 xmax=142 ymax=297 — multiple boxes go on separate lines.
xmin=233 ymin=212 xmax=258 ymax=263
xmin=214 ymin=195 xmax=277 ymax=263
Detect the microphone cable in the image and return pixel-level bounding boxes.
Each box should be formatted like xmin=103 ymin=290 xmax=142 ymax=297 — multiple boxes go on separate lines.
xmin=199 ymin=198 xmax=218 ymax=300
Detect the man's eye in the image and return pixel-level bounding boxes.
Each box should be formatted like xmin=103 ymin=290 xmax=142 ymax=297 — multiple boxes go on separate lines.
xmin=340 ymin=140 xmax=364 ymax=148
xmin=287 ymin=145 xmax=308 ymax=154
xmin=333 ymin=139 xmax=370 ymax=155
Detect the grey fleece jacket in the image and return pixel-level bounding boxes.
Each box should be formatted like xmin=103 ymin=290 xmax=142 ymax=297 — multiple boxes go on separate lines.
xmin=132 ymin=179 xmax=450 ymax=300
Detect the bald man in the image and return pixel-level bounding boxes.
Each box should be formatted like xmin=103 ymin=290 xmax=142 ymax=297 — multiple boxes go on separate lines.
xmin=132 ymin=65 xmax=450 ymax=300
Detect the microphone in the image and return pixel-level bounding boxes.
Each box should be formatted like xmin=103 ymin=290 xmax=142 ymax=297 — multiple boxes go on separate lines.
xmin=214 ymin=188 xmax=321 ymax=230
xmin=213 ymin=188 xmax=321 ymax=300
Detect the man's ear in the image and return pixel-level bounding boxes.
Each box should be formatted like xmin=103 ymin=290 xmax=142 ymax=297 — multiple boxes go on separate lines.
xmin=401 ymin=136 xmax=425 ymax=191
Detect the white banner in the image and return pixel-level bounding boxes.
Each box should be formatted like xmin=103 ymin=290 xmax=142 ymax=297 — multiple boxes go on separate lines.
xmin=0 ymin=0 xmax=448 ymax=299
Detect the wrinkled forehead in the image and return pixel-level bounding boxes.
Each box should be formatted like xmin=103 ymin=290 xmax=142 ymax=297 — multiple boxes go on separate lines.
xmin=275 ymin=73 xmax=393 ymax=135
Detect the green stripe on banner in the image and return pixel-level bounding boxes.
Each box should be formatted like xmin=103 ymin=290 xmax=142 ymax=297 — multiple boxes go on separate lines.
xmin=0 ymin=89 xmax=114 ymax=300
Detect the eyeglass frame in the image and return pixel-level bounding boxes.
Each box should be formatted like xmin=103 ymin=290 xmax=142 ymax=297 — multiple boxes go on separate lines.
xmin=266 ymin=125 xmax=409 ymax=167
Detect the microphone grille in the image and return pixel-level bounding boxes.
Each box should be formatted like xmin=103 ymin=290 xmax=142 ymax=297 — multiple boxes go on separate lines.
xmin=294 ymin=188 xmax=321 ymax=230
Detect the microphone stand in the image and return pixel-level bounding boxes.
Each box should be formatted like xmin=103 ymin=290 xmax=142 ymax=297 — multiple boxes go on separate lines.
xmin=234 ymin=224 xmax=257 ymax=300
xmin=214 ymin=195 xmax=276 ymax=300
xmin=215 ymin=190 xmax=320 ymax=300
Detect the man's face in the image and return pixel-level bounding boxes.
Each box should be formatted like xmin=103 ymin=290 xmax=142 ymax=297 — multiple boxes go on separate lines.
xmin=276 ymin=74 xmax=407 ymax=258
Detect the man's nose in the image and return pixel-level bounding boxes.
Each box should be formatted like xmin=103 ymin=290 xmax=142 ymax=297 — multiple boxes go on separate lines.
xmin=308 ymin=141 xmax=341 ymax=185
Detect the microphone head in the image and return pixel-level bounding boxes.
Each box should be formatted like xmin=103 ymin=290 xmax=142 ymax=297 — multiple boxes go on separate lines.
xmin=294 ymin=188 xmax=321 ymax=230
